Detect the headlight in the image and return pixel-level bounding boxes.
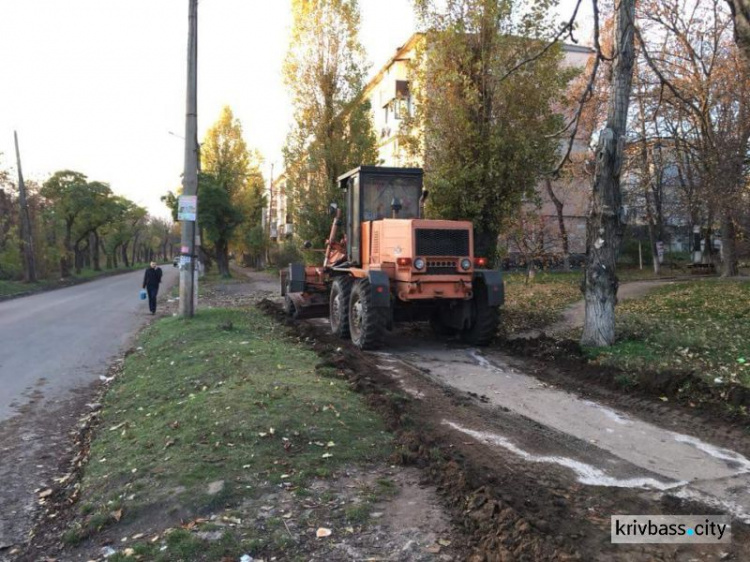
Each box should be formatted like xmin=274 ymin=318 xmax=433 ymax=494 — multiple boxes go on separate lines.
xmin=414 ymin=257 xmax=426 ymax=270
xmin=460 ymin=258 xmax=472 ymax=271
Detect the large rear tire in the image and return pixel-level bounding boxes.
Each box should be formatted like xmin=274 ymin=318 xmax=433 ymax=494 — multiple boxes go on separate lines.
xmin=349 ymin=278 xmax=388 ymax=350
xmin=460 ymin=284 xmax=500 ymax=346
xmin=330 ymin=276 xmax=353 ymax=338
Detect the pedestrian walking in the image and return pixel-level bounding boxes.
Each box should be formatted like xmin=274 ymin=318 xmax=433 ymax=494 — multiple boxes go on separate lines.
xmin=143 ymin=261 xmax=163 ymax=315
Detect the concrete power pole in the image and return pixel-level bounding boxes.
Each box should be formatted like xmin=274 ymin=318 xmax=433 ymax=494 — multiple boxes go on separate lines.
xmin=179 ymin=0 xmax=199 ymax=317
xmin=13 ymin=131 xmax=37 ymax=283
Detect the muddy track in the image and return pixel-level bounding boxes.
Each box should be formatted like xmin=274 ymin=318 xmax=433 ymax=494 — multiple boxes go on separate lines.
xmin=496 ymin=334 xmax=750 ymax=442
xmin=258 ymin=300 xmax=750 ymax=561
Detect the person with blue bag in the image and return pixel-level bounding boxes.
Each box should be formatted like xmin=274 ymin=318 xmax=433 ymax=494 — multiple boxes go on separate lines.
xmin=142 ymin=261 xmax=163 ymax=315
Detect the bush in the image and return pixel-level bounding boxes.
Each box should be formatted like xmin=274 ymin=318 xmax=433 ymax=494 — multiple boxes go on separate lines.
xmin=0 ymin=233 xmax=23 ymax=280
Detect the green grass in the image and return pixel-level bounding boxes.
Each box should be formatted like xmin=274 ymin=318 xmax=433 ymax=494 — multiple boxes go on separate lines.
xmin=69 ymin=304 xmax=391 ymax=559
xmin=0 ymin=264 xmax=147 ymax=298
xmin=589 ymin=279 xmax=750 ymax=386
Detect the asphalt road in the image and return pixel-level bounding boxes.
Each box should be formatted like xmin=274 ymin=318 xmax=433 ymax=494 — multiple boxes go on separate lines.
xmin=0 ymin=267 xmax=178 ymax=552
xmin=0 ymin=267 xmax=178 ymax=422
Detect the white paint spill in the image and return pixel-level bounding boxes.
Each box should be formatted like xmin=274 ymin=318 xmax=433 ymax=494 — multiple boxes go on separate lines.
xmin=673 ymin=434 xmax=750 ymax=472
xmin=581 ymin=400 xmax=630 ymax=425
xmin=672 ymin=488 xmax=750 ymax=524
xmin=444 ymin=420 xmax=686 ymax=491
xmin=467 ymin=349 xmax=495 ymax=370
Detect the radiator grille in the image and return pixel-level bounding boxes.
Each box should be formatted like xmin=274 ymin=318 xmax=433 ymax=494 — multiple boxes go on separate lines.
xmin=372 ymin=231 xmax=380 ymax=256
xmin=416 ymin=229 xmax=470 ymax=257
xmin=426 ymin=259 xmax=457 ymax=274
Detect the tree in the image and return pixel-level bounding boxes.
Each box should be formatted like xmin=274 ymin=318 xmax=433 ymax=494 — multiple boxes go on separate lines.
xmin=407 ymin=0 xmax=573 ymax=264
xmin=636 ymin=0 xmax=750 ymax=277
xmin=726 ymin=0 xmax=750 ymax=60
xmin=283 ymin=0 xmax=379 ymax=247
xmin=580 ymin=0 xmax=637 ymax=347
xmin=199 ymin=106 xmax=265 ymax=277
xmin=40 ymin=171 xmax=92 ymax=278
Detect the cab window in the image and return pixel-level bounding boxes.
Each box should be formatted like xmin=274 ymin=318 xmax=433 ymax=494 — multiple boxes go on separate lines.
xmin=362 ymin=175 xmax=421 ymax=221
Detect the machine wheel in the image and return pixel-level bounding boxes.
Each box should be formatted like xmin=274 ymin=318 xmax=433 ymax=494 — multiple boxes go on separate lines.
xmin=460 ymin=284 xmax=500 ymax=346
xmin=283 ymin=293 xmax=299 ymax=320
xmin=349 ymin=278 xmax=388 ymax=350
xmin=329 ymin=276 xmax=353 ymax=338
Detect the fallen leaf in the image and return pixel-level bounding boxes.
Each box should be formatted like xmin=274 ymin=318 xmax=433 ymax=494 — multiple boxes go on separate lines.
xmin=322 ymin=453 xmax=333 ymax=459
xmin=39 ymin=489 xmax=53 ymax=499
xmin=438 ymin=538 xmax=452 ymax=546
xmin=316 ymin=527 xmax=332 ymax=538
xmin=112 ymin=509 xmax=123 ymax=522
xmin=659 ymin=396 xmax=669 ymax=402
xmin=425 ymin=544 xmax=441 ymax=553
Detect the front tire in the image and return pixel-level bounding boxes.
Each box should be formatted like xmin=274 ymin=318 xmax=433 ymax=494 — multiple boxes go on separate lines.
xmin=329 ymin=276 xmax=353 ymax=338
xmin=349 ymin=278 xmax=388 ymax=350
xmin=460 ymin=283 xmax=500 ymax=346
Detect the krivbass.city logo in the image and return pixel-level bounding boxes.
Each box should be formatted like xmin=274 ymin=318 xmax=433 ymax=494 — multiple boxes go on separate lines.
xmin=611 ymin=515 xmax=731 ymax=544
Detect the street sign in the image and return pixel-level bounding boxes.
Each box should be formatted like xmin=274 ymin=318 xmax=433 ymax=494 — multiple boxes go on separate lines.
xmin=178 ymin=195 xmax=197 ymax=221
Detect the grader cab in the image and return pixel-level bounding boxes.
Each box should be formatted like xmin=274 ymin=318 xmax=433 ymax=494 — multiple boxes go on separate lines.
xmin=281 ymin=166 xmax=503 ymax=349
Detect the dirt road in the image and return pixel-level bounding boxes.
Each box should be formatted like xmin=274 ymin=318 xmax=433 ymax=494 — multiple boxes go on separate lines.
xmin=0 ymin=267 xmax=177 ymax=554
xmin=286 ymin=300 xmax=750 ymax=559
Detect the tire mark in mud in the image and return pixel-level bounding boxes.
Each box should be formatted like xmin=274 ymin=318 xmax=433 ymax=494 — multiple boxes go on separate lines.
xmin=259 ymin=301 xmax=750 ymax=560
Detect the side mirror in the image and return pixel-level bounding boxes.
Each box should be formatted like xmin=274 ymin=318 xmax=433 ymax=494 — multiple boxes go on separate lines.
xmin=420 ymin=190 xmax=429 ymax=204
xmin=303 ymin=240 xmax=313 ymax=249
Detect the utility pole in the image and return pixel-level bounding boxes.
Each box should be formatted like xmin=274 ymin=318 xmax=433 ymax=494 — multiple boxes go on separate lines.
xmin=14 ymin=131 xmax=36 ymax=283
xmin=179 ymin=0 xmax=199 ymax=317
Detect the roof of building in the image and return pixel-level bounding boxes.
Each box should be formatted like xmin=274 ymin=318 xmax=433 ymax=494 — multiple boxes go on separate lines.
xmin=362 ymin=32 xmax=595 ymax=97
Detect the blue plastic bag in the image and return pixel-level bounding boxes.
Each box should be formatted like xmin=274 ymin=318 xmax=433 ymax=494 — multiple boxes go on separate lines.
xmin=139 ymin=289 xmax=147 ymax=300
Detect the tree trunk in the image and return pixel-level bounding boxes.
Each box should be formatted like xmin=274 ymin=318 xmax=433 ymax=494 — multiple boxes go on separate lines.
xmin=644 ymin=190 xmax=661 ymax=276
xmin=474 ymin=229 xmax=499 ymax=268
xmin=720 ymin=207 xmax=739 ymax=276
xmin=121 ymin=242 xmax=130 ymax=268
xmin=581 ymin=0 xmax=636 ymax=348
xmin=92 ymin=231 xmax=101 ymax=271
xmin=74 ymin=242 xmax=83 ymax=275
xmin=727 ymin=0 xmax=750 ymax=62
xmin=61 ymin=221 xmax=74 ymax=278
xmin=216 ymin=239 xmax=231 ymax=277
xmin=544 ymin=178 xmax=570 ymax=270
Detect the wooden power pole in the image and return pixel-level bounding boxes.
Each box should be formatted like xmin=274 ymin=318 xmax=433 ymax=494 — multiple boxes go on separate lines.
xmin=14 ymin=131 xmax=37 ymax=283
xmin=179 ymin=0 xmax=199 ymax=317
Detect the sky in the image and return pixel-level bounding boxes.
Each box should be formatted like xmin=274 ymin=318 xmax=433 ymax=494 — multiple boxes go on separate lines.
xmin=0 ymin=0 xmax=592 ymax=219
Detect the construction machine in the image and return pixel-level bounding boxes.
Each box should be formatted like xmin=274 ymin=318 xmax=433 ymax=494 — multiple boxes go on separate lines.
xmin=281 ymin=166 xmax=503 ymax=350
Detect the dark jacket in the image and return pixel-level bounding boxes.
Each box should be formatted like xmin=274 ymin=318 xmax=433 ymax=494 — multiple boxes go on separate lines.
xmin=143 ymin=267 xmax=163 ymax=289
